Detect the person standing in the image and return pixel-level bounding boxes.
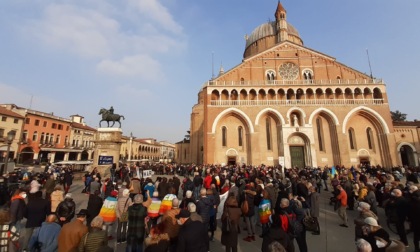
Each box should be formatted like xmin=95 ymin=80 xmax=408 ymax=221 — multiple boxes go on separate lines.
xmin=309 ymin=186 xmax=320 ymax=235
xmin=28 ymin=214 xmax=61 ymax=251
xmin=196 ymin=188 xmax=214 ymax=239
xmin=9 ymin=189 xmax=26 ymax=233
xmin=221 ymin=195 xmax=242 ymax=252
xmin=162 ymin=198 xmax=181 ymax=252
xmin=116 ymin=189 xmax=132 ymax=244
xmin=408 ymin=185 xmax=420 ymax=251
xmin=99 ymin=190 xmax=118 ymax=240
xmin=44 ymin=174 xmax=56 ymax=200
xmin=22 ymin=191 xmax=50 ymax=251
xmin=386 ymin=188 xmax=409 ymax=247
xmin=243 ymin=184 xmax=257 ymax=242
xmin=176 ymin=209 xmax=209 ymax=252
xmin=86 ymin=190 xmax=103 ymax=227
xmin=336 ymin=185 xmax=348 ymax=227
xmin=258 ymin=190 xmax=272 ymax=237
xmin=50 ymin=186 xmax=64 ymax=213
xmin=63 ymin=168 xmax=74 ymax=194
xmin=78 ymin=216 xmax=108 ymax=252
xmin=126 ymin=194 xmax=148 ymax=252
xmin=56 ymin=193 xmax=76 ymax=226
xmin=58 ymin=209 xmax=89 ymax=252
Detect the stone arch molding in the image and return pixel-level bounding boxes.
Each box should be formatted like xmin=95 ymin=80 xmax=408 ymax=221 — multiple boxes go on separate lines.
xmin=255 ymin=108 xmax=286 ymax=126
xmin=211 ymin=108 xmax=255 ymax=134
xmin=342 ymin=106 xmax=390 ymax=134
xmin=308 ymin=108 xmax=340 ymax=126
xmin=286 ymin=107 xmax=307 ymax=124
xmin=226 ymin=148 xmax=239 ymax=156
xmin=397 ymin=142 xmax=417 ymax=153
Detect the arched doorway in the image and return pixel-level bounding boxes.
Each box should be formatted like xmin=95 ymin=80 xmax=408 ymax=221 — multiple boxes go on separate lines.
xmin=81 ymin=151 xmax=89 ymax=160
xmin=20 ymin=147 xmax=34 ymax=164
xmin=400 ymin=145 xmax=416 ymax=167
xmin=288 ymin=134 xmax=311 ymax=169
xmin=226 ymin=148 xmax=238 ymax=166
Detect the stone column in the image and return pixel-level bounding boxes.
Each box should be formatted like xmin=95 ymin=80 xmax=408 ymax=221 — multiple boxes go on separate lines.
xmin=93 ymin=128 xmax=123 ymax=177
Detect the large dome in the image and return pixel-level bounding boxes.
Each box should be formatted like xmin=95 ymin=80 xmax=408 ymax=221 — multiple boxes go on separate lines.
xmin=245 ymin=21 xmax=302 ymax=48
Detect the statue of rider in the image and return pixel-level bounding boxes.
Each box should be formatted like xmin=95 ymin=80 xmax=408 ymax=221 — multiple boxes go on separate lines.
xmin=109 ymin=106 xmax=114 ymax=115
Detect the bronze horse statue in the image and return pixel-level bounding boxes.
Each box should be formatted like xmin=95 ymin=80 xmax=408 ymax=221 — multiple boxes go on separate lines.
xmin=99 ymin=108 xmax=125 ymax=128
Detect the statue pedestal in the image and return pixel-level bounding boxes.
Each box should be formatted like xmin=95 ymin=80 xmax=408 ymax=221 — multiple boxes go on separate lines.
xmin=93 ymin=128 xmax=123 ymax=178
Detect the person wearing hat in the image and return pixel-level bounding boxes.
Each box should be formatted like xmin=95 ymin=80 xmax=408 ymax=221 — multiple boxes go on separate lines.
xmin=176 ymin=209 xmax=209 ymax=252
xmin=361 ymin=217 xmax=391 ymax=251
xmin=57 ymin=209 xmax=89 ymax=252
xmin=354 ymin=202 xmax=378 ymax=240
xmin=56 ymin=193 xmax=76 ymax=226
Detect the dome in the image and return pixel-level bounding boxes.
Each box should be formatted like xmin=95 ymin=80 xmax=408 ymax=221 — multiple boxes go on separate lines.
xmin=245 ymin=21 xmax=301 ymax=48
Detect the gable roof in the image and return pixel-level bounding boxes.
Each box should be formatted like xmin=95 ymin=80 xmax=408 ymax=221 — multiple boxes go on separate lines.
xmin=0 ymin=107 xmax=25 ymax=119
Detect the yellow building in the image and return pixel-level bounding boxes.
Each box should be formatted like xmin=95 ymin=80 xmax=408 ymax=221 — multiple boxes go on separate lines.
xmin=187 ymin=2 xmax=401 ymax=168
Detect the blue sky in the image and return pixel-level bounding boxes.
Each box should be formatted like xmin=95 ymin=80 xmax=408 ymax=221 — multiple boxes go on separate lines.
xmin=1 ymin=0 xmax=419 ymax=143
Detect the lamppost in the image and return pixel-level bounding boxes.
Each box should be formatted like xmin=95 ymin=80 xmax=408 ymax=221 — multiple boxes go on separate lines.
xmin=1 ymin=130 xmax=15 ymax=176
xmin=128 ymin=132 xmax=135 ymax=161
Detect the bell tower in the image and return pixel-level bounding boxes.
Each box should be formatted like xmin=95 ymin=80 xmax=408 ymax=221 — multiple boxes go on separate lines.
xmin=275 ymin=1 xmax=288 ymax=43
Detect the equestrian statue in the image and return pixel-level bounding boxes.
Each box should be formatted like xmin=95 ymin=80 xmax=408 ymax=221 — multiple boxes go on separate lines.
xmin=99 ymin=106 xmax=125 ymax=128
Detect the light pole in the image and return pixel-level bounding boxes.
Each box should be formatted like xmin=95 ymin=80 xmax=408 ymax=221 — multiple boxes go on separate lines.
xmin=2 ymin=130 xmax=15 ymax=176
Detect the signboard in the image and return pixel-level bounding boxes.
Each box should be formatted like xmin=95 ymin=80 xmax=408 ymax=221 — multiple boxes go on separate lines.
xmin=143 ymin=169 xmax=153 ymax=178
xmin=279 ymin=156 xmax=285 ymax=167
xmin=98 ymin=156 xmax=113 ymax=165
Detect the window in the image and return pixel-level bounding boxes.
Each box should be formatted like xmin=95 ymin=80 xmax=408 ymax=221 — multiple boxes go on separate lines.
xmin=266 ymin=70 xmax=276 ymax=82
xmin=266 ymin=118 xmax=272 ymax=150
xmin=1 ymin=117 xmax=6 ymax=122
xmin=35 ymin=119 xmax=40 ymax=126
xmin=56 ymin=135 xmax=60 ymax=144
xmin=46 ymin=133 xmax=50 ymax=144
xmin=367 ymin=128 xmax=374 ymax=150
xmin=238 ymin=126 xmax=243 ymax=147
xmin=32 ymin=131 xmax=38 ymax=142
xmin=58 ymin=124 xmax=63 ymax=130
xmin=303 ymin=69 xmax=313 ymax=81
xmin=316 ymin=118 xmax=324 ymax=151
xmin=43 ymin=121 xmax=47 ymax=127
xmin=0 ymin=129 xmax=4 ymax=138
xmin=25 ymin=118 xmax=30 ymax=124
xmin=14 ymin=118 xmax=19 ymax=124
xmin=222 ymin=126 xmax=227 ymax=147
xmin=52 ymin=123 xmax=57 ymax=129
xmin=66 ymin=126 xmax=69 ymax=131
xmin=65 ymin=136 xmax=68 ymax=146
xmin=348 ymin=128 xmax=356 ymax=150
xmin=40 ymin=132 xmax=45 ymax=144
xmin=22 ymin=130 xmax=28 ymax=142
xmin=50 ymin=134 xmax=54 ymax=144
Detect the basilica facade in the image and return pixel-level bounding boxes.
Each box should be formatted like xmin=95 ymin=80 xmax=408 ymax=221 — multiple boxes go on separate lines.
xmin=185 ymin=2 xmax=414 ymax=169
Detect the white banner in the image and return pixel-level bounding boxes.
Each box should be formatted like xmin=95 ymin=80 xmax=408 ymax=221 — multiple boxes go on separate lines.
xmin=216 ymin=191 xmax=229 ymax=220
xmin=143 ymin=169 xmax=153 ymax=178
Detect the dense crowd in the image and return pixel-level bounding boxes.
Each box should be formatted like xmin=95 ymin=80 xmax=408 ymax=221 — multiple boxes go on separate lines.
xmin=0 ymin=163 xmax=419 ymax=252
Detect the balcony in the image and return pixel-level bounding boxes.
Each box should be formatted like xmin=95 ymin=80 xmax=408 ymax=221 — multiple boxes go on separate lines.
xmin=205 ymin=78 xmax=384 ymax=87
xmin=209 ymin=98 xmax=385 ymax=107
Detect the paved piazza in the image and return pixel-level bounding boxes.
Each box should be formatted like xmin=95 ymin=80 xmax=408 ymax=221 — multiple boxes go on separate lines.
xmin=48 ymin=174 xmax=411 ymax=252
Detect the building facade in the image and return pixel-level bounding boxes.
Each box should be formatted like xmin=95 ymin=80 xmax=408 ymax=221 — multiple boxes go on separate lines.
xmin=187 ymin=3 xmax=402 ymax=168
xmin=0 ymin=107 xmax=24 ymax=164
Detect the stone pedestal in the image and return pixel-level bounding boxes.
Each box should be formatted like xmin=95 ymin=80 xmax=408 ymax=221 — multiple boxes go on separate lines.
xmin=93 ymin=128 xmax=123 ymax=178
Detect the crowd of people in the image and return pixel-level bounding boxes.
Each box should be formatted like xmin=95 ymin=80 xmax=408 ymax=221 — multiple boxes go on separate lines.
xmin=0 ymin=162 xmax=419 ymax=252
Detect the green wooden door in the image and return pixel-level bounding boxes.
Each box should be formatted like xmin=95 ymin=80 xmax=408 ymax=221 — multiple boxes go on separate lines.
xmin=290 ymin=146 xmax=305 ymax=169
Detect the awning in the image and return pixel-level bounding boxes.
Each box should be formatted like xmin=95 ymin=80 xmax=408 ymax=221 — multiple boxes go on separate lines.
xmin=40 ymin=147 xmax=83 ymax=153
xmin=54 ymin=160 xmax=93 ymax=165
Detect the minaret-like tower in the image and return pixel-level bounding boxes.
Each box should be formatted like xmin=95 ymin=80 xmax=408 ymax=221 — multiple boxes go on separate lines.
xmin=275 ymin=1 xmax=288 ymax=43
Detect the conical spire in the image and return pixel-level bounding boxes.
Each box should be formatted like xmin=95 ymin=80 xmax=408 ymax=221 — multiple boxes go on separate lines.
xmin=275 ymin=1 xmax=286 ymax=20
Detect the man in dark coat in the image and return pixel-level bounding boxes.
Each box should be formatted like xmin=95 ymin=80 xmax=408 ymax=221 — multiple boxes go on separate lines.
xmin=22 ymin=191 xmax=51 ymax=251
xmin=196 ymin=188 xmax=215 ymax=232
xmin=126 ymin=194 xmax=147 ymax=252
xmin=176 ymin=209 xmax=209 ymax=252
xmin=56 ymin=193 xmax=76 ymax=226
xmin=63 ymin=168 xmax=73 ymax=194
xmin=86 ymin=190 xmax=104 ymax=226
xmin=409 ymin=185 xmax=420 ymax=251
xmin=385 ymin=188 xmax=409 ymax=246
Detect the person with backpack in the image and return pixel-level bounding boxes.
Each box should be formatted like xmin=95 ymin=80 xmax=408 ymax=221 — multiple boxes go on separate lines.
xmin=258 ymin=190 xmax=272 ymax=238
xmin=278 ymin=197 xmax=307 ymax=252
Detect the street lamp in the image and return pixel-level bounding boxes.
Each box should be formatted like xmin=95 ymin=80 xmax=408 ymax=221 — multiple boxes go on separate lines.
xmin=2 ymin=130 xmax=15 ymax=176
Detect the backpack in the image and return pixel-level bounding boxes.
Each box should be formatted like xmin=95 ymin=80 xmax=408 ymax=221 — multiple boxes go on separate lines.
xmin=280 ymin=212 xmax=303 ymax=238
xmin=241 ymin=199 xmax=249 ymax=215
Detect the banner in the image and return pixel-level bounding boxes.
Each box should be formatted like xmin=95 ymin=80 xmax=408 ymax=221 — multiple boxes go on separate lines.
xmin=143 ymin=169 xmax=153 ymax=178
xmin=216 ymin=191 xmax=229 ymax=220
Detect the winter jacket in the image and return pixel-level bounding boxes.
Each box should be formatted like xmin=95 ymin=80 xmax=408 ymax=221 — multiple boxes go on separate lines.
xmin=196 ymin=196 xmax=214 ymax=224
xmin=116 ymin=196 xmax=132 ymax=219
xmin=99 ymin=196 xmax=117 ymax=223
xmin=25 ymin=192 xmax=51 ymax=228
xmin=9 ymin=196 xmax=25 ymax=223
xmin=29 ymin=221 xmax=61 ymax=252
xmin=50 ymin=190 xmax=64 ymax=213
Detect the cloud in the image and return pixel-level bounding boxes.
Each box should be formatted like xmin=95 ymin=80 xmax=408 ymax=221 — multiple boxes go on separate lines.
xmin=97 ymin=54 xmax=161 ymax=79
xmin=22 ymin=1 xmax=186 ymax=79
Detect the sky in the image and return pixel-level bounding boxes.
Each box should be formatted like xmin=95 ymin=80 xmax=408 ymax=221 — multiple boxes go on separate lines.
xmin=1 ymin=0 xmax=419 ymax=143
